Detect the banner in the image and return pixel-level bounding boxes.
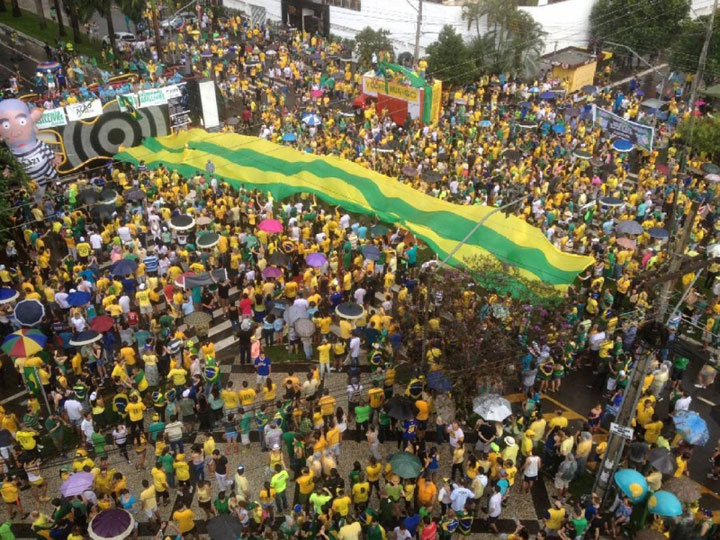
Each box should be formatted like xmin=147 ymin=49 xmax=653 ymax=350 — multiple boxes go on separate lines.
xmin=23 ymin=367 xmax=41 ymax=398
xmin=36 ymin=108 xmax=67 ymax=129
xmin=593 ymin=105 xmax=655 ymax=151
xmin=137 ymin=88 xmax=168 ymax=108
xmin=65 ymin=99 xmax=103 ymax=122
xmin=162 ymin=85 xmax=182 ymax=100
xmin=363 ymin=76 xmax=421 ymax=104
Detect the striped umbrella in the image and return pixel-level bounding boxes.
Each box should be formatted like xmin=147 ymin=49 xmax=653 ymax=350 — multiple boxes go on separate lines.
xmin=1 ymin=329 xmax=47 ymax=357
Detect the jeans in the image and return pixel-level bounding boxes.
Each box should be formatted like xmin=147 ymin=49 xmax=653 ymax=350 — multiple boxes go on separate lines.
xmin=193 ymin=462 xmax=205 ymax=483
xmin=170 ymin=439 xmax=184 ymax=454
xmin=258 ymin=427 xmax=266 ymax=451
xmin=239 ymin=344 xmax=250 ymax=365
xmin=275 ymin=490 xmax=288 ymax=512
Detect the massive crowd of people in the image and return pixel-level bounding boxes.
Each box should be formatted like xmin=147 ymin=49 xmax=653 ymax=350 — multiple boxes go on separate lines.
xmin=0 ymin=5 xmax=720 ymax=540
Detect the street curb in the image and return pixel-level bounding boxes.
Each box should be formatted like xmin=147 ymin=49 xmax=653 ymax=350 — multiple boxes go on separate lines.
xmin=0 ymin=21 xmax=44 ymax=60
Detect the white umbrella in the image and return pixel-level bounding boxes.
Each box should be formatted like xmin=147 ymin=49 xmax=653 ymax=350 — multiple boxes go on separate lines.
xmin=472 ymin=394 xmax=512 ymax=422
xmin=708 ymin=243 xmax=720 ymax=258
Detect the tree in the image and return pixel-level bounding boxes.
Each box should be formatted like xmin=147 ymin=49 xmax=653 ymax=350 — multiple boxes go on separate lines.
xmin=34 ymin=0 xmax=47 ymax=29
xmin=503 ymin=9 xmax=546 ymax=76
xmin=10 ymin=0 xmax=20 ymax=17
xmin=590 ymin=0 xmax=689 ymax=56
xmin=676 ymin=115 xmax=720 ymax=161
xmin=354 ymin=27 xmax=394 ymax=68
xmin=670 ymin=12 xmax=720 ymax=85
xmin=54 ymin=0 xmax=66 ymax=36
xmin=86 ymin=0 xmax=117 ymax=56
xmin=426 ymin=25 xmax=471 ymax=86
xmin=0 ymin=0 xmax=6 ymax=13
xmin=462 ymin=0 xmax=484 ymax=35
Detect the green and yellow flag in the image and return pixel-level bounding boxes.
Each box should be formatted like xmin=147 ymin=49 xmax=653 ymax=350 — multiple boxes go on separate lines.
xmin=23 ymin=367 xmax=41 ymax=398
xmin=118 ymin=94 xmax=143 ymax=120
xmin=115 ymin=130 xmax=593 ymax=288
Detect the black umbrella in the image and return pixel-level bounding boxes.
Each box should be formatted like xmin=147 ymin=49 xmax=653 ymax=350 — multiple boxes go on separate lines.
xmin=423 ymin=171 xmax=443 ymax=183
xmin=206 ymin=514 xmax=243 ymax=540
xmin=335 ymin=302 xmax=364 ymax=320
xmin=197 ymin=232 xmax=220 ymax=249
xmin=77 ymin=189 xmax=99 ymax=205
xmin=170 ymin=214 xmax=195 ymax=231
xmin=110 ymin=259 xmax=138 ymax=277
xmin=599 ymin=196 xmax=623 ymax=207
xmin=14 ymin=299 xmax=45 ymax=327
xmin=123 ymin=188 xmax=146 ymax=202
xmin=386 ymin=396 xmax=418 ymax=421
xmin=98 ymin=189 xmax=118 ymax=205
xmin=503 ymin=149 xmax=522 ymax=162
xmin=647 ymin=447 xmax=677 ymax=475
xmin=69 ymin=330 xmax=103 ymax=346
xmin=268 ymin=252 xmax=289 ymax=267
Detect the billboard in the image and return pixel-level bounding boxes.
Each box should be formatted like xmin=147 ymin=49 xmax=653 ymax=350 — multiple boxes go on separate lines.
xmin=593 ymin=105 xmax=655 ymax=151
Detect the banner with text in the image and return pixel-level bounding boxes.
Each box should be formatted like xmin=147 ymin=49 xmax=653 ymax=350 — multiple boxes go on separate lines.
xmin=36 ymin=108 xmax=68 ymax=129
xmin=592 ymin=105 xmax=655 ymax=151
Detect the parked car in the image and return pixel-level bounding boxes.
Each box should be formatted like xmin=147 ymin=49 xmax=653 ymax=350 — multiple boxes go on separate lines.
xmin=102 ymin=32 xmax=136 ymax=47
xmin=160 ymin=12 xmax=197 ymax=29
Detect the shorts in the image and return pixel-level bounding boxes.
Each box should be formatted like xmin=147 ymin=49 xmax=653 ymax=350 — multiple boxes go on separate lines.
xmin=144 ymin=508 xmax=157 ymax=518
xmin=199 ymin=500 xmax=212 ymax=511
xmin=487 ymin=515 xmax=499 ymax=525
xmin=671 ymin=369 xmax=685 ymax=381
xmin=241 ymin=433 xmax=250 ymax=446
xmin=225 ymin=431 xmax=238 ymax=442
xmin=524 ymin=474 xmax=538 ymax=482
xmin=417 ymin=420 xmax=428 ymax=431
xmin=140 ymin=305 xmax=153 ymax=315
xmin=256 ymin=375 xmax=268 ymax=386
xmin=554 ymin=477 xmax=570 ymax=490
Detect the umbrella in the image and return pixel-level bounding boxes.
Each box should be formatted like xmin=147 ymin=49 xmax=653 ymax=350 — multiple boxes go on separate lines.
xmin=294 ymin=318 xmax=315 ymax=338
xmin=262 ymin=266 xmax=282 ymax=279
xmin=614 ymin=468 xmax=648 ymax=503
xmin=648 ymin=447 xmax=677 ymax=475
xmin=706 ymin=173 xmax=720 ymax=182
xmin=402 ymin=165 xmax=418 ymax=177
xmin=302 ymin=114 xmax=322 ymax=126
xmin=701 ymin=162 xmax=720 ymax=175
xmin=599 ymin=196 xmax=623 ymax=207
xmin=268 ymin=252 xmax=289 ymax=267
xmin=648 ymin=491 xmax=682 ymax=517
xmin=197 ymin=232 xmax=220 ymax=249
xmin=67 ymin=291 xmax=91 ymax=307
xmin=123 ymin=188 xmax=145 ymax=202
xmin=69 ymin=330 xmax=102 ymax=346
xmin=479 ymin=120 xmax=492 ymax=128
xmin=185 ymin=311 xmax=212 ymax=327
xmin=389 ymin=451 xmax=422 ymax=479
xmin=503 ymin=149 xmax=522 ymax=162
xmin=573 ymin=150 xmax=591 ymax=160
xmin=282 ymin=132 xmax=297 ymax=142
xmin=37 ymin=61 xmax=61 ymax=73
xmin=335 ymin=302 xmax=364 ymax=319
xmin=61 ymin=471 xmax=94 ymax=497
xmin=539 ymin=91 xmax=556 ymax=100
xmin=0 ymin=288 xmax=19 ymax=304
xmin=427 ymin=370 xmax=451 ymax=393
xmin=612 ymin=139 xmax=634 ymax=153
xmin=656 ymin=164 xmax=670 ymax=175
xmin=196 ymin=216 xmax=213 ymax=226
xmin=98 ymin=189 xmax=118 ymax=205
xmin=109 ymin=259 xmax=138 ymax=277
xmin=265 ymin=49 xmax=277 ymax=55
xmin=582 ymin=85 xmax=598 ymax=95
xmin=305 ymin=253 xmax=327 ymax=267
xmin=88 ymin=509 xmax=134 ymax=540
xmin=386 ymin=397 xmax=419 ymax=421
xmin=517 ymin=122 xmax=537 ymax=129
xmin=528 ymin=86 xmax=540 ymax=93
xmin=311 ymin=89 xmax=324 ymax=98
xmin=14 ymin=299 xmax=45 ymax=327
xmin=423 ymin=171 xmax=443 ymax=183
xmin=362 ymin=245 xmax=380 ymax=261
xmin=170 ymin=214 xmax=195 ymax=231
xmin=648 ymin=227 xmax=669 ymax=239
xmin=616 ymin=237 xmax=636 ymax=250
xmin=90 ymin=315 xmax=115 ymax=333
xmin=552 ymin=124 xmax=566 ymax=134
xmin=206 ymin=514 xmax=244 ymax=540
xmin=258 ymin=219 xmax=283 ymax=234
xmin=472 ymin=394 xmax=512 ymax=422
xmin=616 ymin=220 xmax=644 ymax=235
xmin=1 ymin=329 xmax=47 ymax=357
xmin=673 ymin=410 xmax=709 ymax=446
xmin=663 ymin=476 xmax=702 ymax=503
xmin=285 ymin=305 xmax=307 ymax=325
xmin=370 ymin=224 xmax=389 ymax=237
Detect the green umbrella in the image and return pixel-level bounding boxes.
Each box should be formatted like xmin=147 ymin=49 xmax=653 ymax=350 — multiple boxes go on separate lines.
xmin=370 ymin=224 xmax=389 ymax=238
xmin=389 ymin=452 xmax=422 ymax=479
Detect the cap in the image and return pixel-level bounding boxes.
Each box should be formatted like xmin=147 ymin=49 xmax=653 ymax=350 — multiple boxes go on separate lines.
xmin=237 ymin=465 xmax=244 ymax=473
xmin=152 ymin=414 xmax=160 ymax=421
xmin=139 ymin=283 xmax=146 ymax=290
xmin=272 ymin=443 xmax=280 ymax=450
xmin=293 ymin=504 xmax=302 ymax=514
xmin=79 ymin=237 xmax=85 ymax=242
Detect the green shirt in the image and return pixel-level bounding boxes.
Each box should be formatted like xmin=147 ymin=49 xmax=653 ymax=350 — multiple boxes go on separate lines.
xmin=240 ymin=412 xmax=253 ymax=433
xmin=355 ymin=405 xmax=371 ymax=424
xmin=214 ymin=498 xmax=229 ymax=514
xmin=309 ymin=492 xmax=331 ymax=514
xmin=674 ymin=356 xmax=690 ymax=371
xmin=159 ymin=454 xmax=175 ymax=473
xmin=271 ymin=470 xmax=289 ymax=493
xmin=148 ymin=422 xmax=165 ymax=442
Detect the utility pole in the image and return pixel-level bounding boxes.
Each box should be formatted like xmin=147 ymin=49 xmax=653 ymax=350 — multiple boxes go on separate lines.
xmin=688 ymin=0 xmax=718 ymax=106
xmin=413 ymin=0 xmax=423 ymax=65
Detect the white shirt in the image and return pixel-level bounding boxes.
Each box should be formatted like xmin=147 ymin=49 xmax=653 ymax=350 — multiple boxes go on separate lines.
xmin=349 ymin=337 xmax=361 ymax=357
xmin=392 ymin=528 xmax=412 ymax=540
xmin=448 ymin=427 xmax=464 ymax=448
xmin=65 ymin=399 xmax=83 ymax=421
xmin=90 ymin=233 xmax=103 ymax=250
xmin=55 ymin=292 xmax=70 ymax=309
xmin=488 ymin=491 xmax=503 ymax=517
xmin=450 ymin=486 xmax=473 ymax=512
xmin=119 ymin=295 xmax=131 ymax=314
xmin=81 ymin=418 xmax=95 ymax=440
xmin=353 ymin=288 xmax=366 ymax=305
xmin=674 ymin=396 xmax=692 ymax=413
xmin=71 ymin=316 xmax=87 ymax=333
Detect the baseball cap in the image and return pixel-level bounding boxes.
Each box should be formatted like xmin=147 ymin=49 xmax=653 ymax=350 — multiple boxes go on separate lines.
xmin=272 ymin=443 xmax=280 ymax=450
xmin=237 ymin=465 xmax=244 ymax=473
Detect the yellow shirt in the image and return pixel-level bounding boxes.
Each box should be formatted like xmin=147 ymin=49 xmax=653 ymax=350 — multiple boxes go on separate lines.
xmin=173 ymin=508 xmax=196 ymax=533
xmin=126 ymin=402 xmax=146 ymax=422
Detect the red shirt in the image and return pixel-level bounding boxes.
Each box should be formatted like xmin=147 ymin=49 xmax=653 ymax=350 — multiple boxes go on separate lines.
xmin=239 ymin=298 xmax=253 ymax=316
xmin=126 ymin=311 xmax=139 ymax=326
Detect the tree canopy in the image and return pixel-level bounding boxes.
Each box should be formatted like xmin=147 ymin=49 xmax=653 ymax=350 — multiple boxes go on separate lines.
xmin=426 ymin=25 xmax=472 ymax=85
xmin=670 ymin=12 xmax=720 ymax=85
xmin=676 ymin=115 xmax=720 ymax=162
xmin=354 ymin=27 xmax=394 ymax=68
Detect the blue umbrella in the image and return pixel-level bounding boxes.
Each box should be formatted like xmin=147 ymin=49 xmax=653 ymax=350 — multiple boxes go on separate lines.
xmin=427 ymin=371 xmax=451 ymax=393
xmin=282 ymin=133 xmax=297 ymax=142
xmin=553 ymin=124 xmax=566 ymax=134
xmin=528 ymin=86 xmax=540 ymax=93
xmin=612 ymin=139 xmax=634 ymax=153
xmin=0 ymin=288 xmax=19 ymax=304
xmin=361 ymin=245 xmax=380 ymax=261
xmin=648 ymin=490 xmax=682 ymax=517
xmin=302 ymin=114 xmax=322 ymax=127
xmin=479 ymin=120 xmax=492 ymax=128
xmin=67 ymin=291 xmax=91 ymax=307
xmin=13 ymin=299 xmax=45 ymax=327
xmin=539 ymin=91 xmax=556 ymax=100
xmin=614 ymin=468 xmax=648 ymax=503
xmin=648 ymin=227 xmax=669 ymax=239
xmin=110 ymin=259 xmax=138 ymax=277
xmin=673 ymin=410 xmax=709 ymax=446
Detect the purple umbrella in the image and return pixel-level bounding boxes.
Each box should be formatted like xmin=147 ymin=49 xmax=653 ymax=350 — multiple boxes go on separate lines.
xmin=61 ymin=471 xmax=94 ymax=497
xmin=305 ymin=253 xmax=327 ymax=268
xmin=262 ymin=266 xmax=282 ymax=279
xmin=88 ymin=509 xmax=134 ymax=540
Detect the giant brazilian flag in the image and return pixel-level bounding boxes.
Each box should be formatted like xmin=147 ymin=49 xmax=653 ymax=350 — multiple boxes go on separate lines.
xmin=115 ymin=130 xmax=593 ymax=287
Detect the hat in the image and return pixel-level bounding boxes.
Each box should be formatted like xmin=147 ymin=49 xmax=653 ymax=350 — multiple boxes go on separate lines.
xmin=272 ymin=443 xmax=280 ymax=450
xmin=152 ymin=414 xmax=160 ymax=421
xmin=504 ymin=436 xmax=516 ymax=447
xmin=182 ymin=389 xmax=191 ymax=398
xmin=293 ymin=504 xmax=302 ymax=514
xmin=79 ymin=237 xmax=85 ymax=242
xmin=139 ymin=283 xmax=146 ymax=290
xmin=237 ymin=465 xmax=245 ymax=473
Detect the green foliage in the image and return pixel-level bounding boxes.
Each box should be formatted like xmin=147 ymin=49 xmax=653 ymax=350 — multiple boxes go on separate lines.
xmin=670 ymin=13 xmax=720 ymax=85
xmin=590 ymin=0 xmax=689 ymax=56
xmin=0 ymin=147 xmax=29 ymax=241
xmin=354 ymin=27 xmax=394 ymax=68
xmin=426 ymin=25 xmax=472 ymax=85
xmin=676 ymin=115 xmax=720 ymax=161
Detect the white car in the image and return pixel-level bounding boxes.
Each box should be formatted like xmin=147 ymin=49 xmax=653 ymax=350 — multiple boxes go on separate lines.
xmin=102 ymin=32 xmax=137 ymax=47
xmin=160 ymin=12 xmax=197 ymax=29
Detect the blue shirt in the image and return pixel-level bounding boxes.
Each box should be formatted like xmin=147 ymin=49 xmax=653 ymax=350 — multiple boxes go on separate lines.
xmin=255 ymin=356 xmax=271 ymax=376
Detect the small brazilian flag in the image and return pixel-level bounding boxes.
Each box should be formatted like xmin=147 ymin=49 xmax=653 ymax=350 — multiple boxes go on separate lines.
xmin=118 ymin=94 xmax=143 ymax=120
xmin=23 ymin=367 xmax=41 ymax=398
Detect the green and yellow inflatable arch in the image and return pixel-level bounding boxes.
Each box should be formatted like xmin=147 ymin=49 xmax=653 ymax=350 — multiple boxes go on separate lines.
xmin=115 ymin=130 xmax=593 ymax=288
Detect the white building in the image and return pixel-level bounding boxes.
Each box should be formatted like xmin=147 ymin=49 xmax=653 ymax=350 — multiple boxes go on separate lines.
xmin=224 ymin=0 xmax=713 ymax=57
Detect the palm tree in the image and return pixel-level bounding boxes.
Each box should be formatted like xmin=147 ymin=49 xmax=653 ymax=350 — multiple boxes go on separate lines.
xmin=0 ymin=0 xmax=6 ymax=13
xmin=88 ymin=0 xmax=117 ymax=56
xmin=505 ymin=10 xmax=546 ymax=76
xmin=461 ymin=0 xmax=484 ymax=35
xmin=34 ymin=0 xmax=47 ymax=29
xmin=54 ymin=0 xmax=66 ymax=36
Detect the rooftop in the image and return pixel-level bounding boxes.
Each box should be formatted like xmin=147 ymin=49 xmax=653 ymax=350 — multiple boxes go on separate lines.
xmin=541 ymin=46 xmax=597 ymax=68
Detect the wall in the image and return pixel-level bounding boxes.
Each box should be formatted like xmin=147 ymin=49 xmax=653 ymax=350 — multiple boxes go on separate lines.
xmin=518 ymin=0 xmax=596 ymax=54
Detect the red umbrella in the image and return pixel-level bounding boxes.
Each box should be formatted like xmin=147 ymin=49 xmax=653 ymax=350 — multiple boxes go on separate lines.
xmin=311 ymin=89 xmax=323 ymax=98
xmin=90 ymin=315 xmax=114 ymax=332
xmin=617 ymin=237 xmax=636 ymax=250
xmin=258 ymin=219 xmax=283 ymax=234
